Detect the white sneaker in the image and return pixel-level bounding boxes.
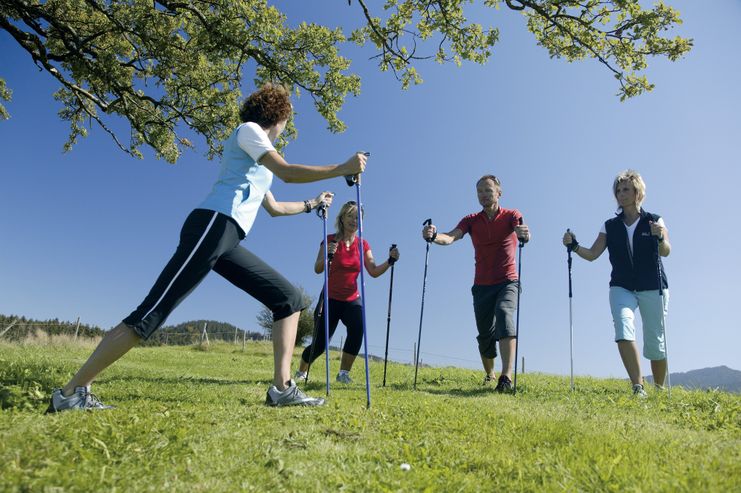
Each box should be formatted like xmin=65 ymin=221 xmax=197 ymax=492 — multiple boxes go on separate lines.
xmin=294 ymin=370 xmax=308 ymax=381
xmin=336 ymin=372 xmax=352 ymax=384
xmin=632 ymin=384 xmax=648 ymax=398
xmin=265 ymin=380 xmax=325 ymax=407
xmin=45 ymin=387 xmax=114 ymax=413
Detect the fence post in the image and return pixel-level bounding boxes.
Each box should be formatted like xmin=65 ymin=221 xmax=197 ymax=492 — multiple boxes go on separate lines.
xmin=73 ymin=317 xmax=81 ymax=341
xmin=242 ymin=329 xmax=246 ymax=352
xmin=0 ymin=318 xmax=19 ymax=339
xmin=234 ymin=326 xmax=238 ymax=344
xmin=522 ymin=356 xmax=525 ymax=374
xmin=200 ymin=323 xmax=209 ymax=347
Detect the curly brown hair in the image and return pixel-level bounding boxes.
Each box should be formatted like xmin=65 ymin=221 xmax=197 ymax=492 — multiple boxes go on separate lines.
xmin=238 ymin=83 xmax=292 ymax=127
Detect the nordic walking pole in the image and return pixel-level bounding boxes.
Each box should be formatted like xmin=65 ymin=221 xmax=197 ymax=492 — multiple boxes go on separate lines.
xmin=347 ymin=152 xmax=372 ymax=408
xmin=567 ymin=228 xmax=575 ymax=391
xmin=382 ymin=244 xmax=397 ymax=387
xmin=655 ymin=232 xmax=671 ymax=398
xmin=306 ymin=202 xmax=334 ymax=396
xmin=414 ymin=219 xmax=433 ymax=390
xmin=513 ymin=217 xmax=525 ymax=395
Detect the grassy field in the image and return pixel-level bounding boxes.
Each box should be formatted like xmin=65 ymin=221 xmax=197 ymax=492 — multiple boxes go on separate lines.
xmin=1 ymin=339 xmax=739 ymax=492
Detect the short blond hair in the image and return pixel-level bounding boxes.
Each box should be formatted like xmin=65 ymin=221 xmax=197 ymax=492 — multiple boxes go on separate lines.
xmin=613 ymin=169 xmax=646 ymax=209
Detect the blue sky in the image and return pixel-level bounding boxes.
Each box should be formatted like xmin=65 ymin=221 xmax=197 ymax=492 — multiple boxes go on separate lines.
xmin=1 ymin=1 xmax=739 ymax=378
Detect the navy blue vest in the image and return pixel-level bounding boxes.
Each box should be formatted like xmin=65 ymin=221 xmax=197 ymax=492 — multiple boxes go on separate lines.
xmin=605 ymin=209 xmax=668 ymax=291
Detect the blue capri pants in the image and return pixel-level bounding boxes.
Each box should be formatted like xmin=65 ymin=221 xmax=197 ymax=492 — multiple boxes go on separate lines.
xmin=609 ymin=286 xmax=670 ymax=361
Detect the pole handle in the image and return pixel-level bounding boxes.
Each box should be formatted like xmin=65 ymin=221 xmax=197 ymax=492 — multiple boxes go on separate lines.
xmin=344 ymin=151 xmax=370 ymax=186
xmin=518 ymin=217 xmax=525 ymax=248
xmin=388 ymin=244 xmax=398 ymax=265
xmin=423 ymin=218 xmax=434 ymax=243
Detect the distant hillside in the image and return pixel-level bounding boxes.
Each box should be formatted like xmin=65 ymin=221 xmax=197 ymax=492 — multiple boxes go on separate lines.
xmin=647 ymin=366 xmax=741 ymax=393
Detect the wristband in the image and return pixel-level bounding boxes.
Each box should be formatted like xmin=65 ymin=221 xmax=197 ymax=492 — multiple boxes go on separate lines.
xmin=429 ymin=231 xmax=437 ymax=243
xmin=303 ymin=200 xmax=312 ymax=213
xmin=569 ymin=238 xmax=579 ymax=252
xmin=658 ymin=235 xmax=665 ymax=243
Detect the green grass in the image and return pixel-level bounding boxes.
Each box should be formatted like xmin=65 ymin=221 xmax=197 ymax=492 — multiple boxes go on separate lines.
xmin=1 ymin=340 xmax=739 ymax=492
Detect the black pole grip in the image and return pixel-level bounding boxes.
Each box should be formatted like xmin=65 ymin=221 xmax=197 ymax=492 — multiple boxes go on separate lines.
xmin=344 ymin=152 xmax=370 ymax=186
xmin=566 ymin=228 xmax=574 ymax=253
xmin=423 ymin=218 xmax=434 ymax=243
xmin=328 ymin=240 xmax=337 ymax=261
xmin=518 ymin=217 xmax=525 ymax=247
xmin=388 ymin=243 xmax=398 ymax=265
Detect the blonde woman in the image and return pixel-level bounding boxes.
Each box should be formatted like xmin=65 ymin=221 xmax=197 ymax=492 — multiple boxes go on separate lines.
xmin=563 ymin=170 xmax=670 ymax=397
xmin=296 ymin=201 xmax=400 ymax=383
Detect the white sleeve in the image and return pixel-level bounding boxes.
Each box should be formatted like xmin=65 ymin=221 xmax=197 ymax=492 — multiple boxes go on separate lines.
xmin=237 ymin=122 xmax=276 ymax=162
xmin=599 ymin=222 xmax=606 ymax=235
xmin=657 ymin=217 xmax=666 ymax=228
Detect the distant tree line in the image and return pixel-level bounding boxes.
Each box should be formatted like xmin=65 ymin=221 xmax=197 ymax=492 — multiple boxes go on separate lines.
xmin=0 ymin=314 xmax=262 ymax=346
xmin=0 ymin=314 xmax=104 ymax=341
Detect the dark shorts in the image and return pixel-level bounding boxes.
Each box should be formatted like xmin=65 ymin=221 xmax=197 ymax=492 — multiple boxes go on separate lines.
xmin=471 ymin=281 xmax=519 ymax=358
xmin=124 ymin=209 xmax=306 ymax=340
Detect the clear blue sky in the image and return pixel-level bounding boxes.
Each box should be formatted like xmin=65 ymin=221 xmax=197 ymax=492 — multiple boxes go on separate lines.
xmin=1 ymin=1 xmax=739 ymax=378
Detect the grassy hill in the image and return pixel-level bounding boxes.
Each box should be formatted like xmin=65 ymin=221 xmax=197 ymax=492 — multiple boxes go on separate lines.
xmin=1 ymin=340 xmax=739 ymax=492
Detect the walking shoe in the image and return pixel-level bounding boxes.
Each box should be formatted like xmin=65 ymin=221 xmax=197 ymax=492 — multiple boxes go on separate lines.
xmin=294 ymin=370 xmax=308 ymax=381
xmin=483 ymin=374 xmax=495 ymax=386
xmin=336 ymin=372 xmax=352 ymax=384
xmin=265 ymin=380 xmax=325 ymax=407
xmin=495 ymin=375 xmax=513 ymax=393
xmin=45 ymin=387 xmax=114 ymax=414
xmin=632 ymin=383 xmax=648 ymax=398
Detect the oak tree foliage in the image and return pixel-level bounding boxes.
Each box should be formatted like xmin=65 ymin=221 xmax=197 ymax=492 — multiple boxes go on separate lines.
xmin=1 ymin=0 xmax=692 ymax=162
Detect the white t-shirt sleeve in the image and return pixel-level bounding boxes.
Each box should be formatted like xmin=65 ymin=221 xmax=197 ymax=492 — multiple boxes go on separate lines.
xmin=599 ymin=222 xmax=607 ymax=235
xmin=237 ymin=122 xmax=276 ymax=162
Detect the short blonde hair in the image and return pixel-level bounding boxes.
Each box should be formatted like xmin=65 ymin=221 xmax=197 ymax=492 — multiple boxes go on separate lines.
xmin=334 ymin=201 xmax=363 ymax=237
xmin=613 ymin=169 xmax=646 ymax=209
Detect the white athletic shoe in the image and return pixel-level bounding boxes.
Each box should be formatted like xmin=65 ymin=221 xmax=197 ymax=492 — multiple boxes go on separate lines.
xmin=632 ymin=384 xmax=648 ymax=398
xmin=294 ymin=370 xmax=308 ymax=381
xmin=46 ymin=387 xmax=114 ymax=414
xmin=336 ymin=372 xmax=352 ymax=384
xmin=265 ymin=380 xmax=325 ymax=407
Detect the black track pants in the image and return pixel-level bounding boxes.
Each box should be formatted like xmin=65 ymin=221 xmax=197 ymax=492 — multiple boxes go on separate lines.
xmin=124 ymin=209 xmax=305 ymax=339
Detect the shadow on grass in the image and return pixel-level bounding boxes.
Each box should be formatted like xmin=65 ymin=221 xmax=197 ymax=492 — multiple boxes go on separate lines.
xmin=99 ymin=374 xmax=270 ymax=387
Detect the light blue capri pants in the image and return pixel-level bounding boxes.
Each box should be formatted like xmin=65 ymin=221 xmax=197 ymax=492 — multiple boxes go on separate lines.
xmin=609 ymin=286 xmax=670 ymax=360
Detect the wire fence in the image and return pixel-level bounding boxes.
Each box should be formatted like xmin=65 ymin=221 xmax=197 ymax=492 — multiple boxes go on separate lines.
xmin=0 ymin=317 xmax=506 ymax=370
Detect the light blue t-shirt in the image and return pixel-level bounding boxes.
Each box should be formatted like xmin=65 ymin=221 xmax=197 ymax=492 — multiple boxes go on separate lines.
xmin=199 ymin=122 xmax=275 ymax=236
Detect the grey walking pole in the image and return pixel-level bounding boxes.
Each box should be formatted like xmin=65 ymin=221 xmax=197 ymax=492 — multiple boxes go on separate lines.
xmin=513 ymin=217 xmax=525 ymax=395
xmin=346 ymin=152 xmax=372 ymax=408
xmin=567 ymin=228 xmax=575 ymax=391
xmin=414 ymin=219 xmax=433 ymax=390
xmin=306 ymin=203 xmax=333 ymax=396
xmin=382 ymin=244 xmax=397 ymax=387
xmin=655 ymin=236 xmax=671 ymax=398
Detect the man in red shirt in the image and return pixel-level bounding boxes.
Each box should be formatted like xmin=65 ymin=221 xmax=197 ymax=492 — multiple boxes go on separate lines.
xmin=422 ymin=175 xmax=530 ymax=392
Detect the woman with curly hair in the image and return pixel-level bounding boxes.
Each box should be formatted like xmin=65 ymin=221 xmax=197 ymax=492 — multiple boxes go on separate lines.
xmin=47 ymin=83 xmax=367 ymax=411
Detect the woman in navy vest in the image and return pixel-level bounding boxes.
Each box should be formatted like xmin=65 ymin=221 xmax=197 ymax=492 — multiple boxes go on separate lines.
xmin=562 ymin=170 xmax=671 ymax=398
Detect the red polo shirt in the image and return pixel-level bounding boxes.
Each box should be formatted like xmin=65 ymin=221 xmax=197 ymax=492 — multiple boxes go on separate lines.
xmin=325 ymin=234 xmax=371 ymax=301
xmin=455 ymin=207 xmax=522 ymax=285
